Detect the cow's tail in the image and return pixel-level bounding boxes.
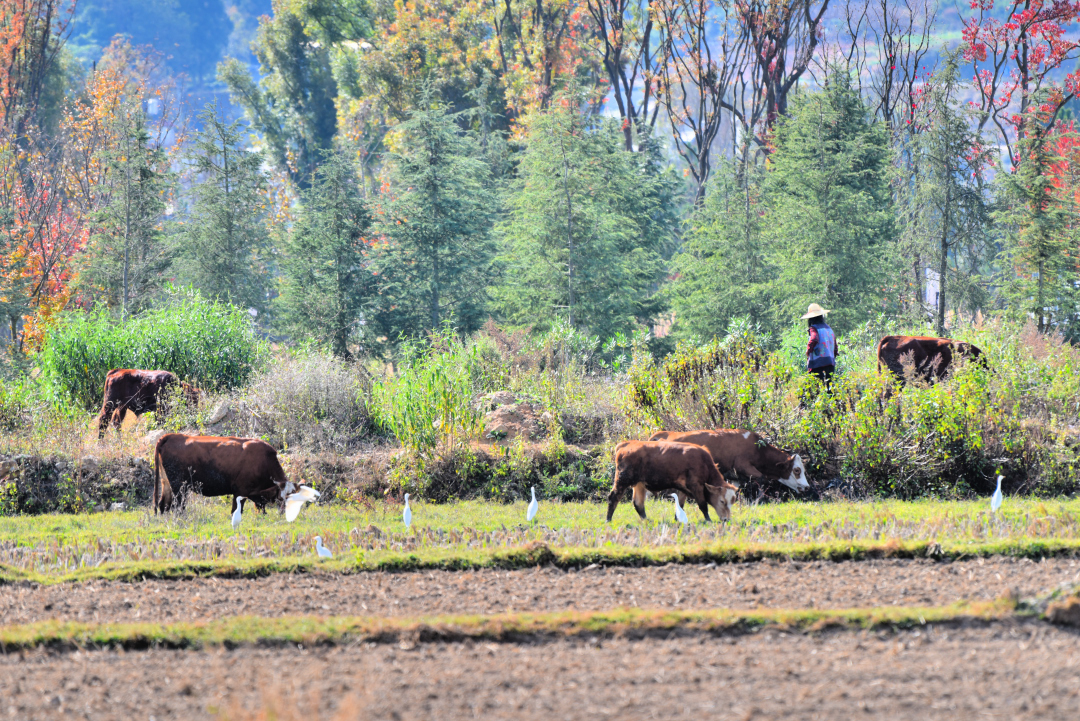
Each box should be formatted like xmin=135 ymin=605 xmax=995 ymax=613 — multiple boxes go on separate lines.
xmin=152 ymin=446 xmax=160 ymax=514
xmin=153 ymin=438 xmax=173 ymax=514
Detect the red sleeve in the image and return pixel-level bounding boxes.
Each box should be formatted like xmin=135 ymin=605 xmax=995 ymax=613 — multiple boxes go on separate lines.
xmin=806 ymin=327 xmax=819 ymax=357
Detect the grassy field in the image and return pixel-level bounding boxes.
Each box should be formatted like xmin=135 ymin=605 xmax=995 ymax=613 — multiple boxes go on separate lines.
xmin=3 ymin=496 xmax=1080 ymax=581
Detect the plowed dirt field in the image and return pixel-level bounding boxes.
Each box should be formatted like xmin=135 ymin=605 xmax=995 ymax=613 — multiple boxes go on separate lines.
xmin=3 ymin=557 xmax=1078 ymax=625
xmin=2 ymin=557 xmax=1080 ymax=720
xmin=2 ymin=622 xmax=1079 ymax=720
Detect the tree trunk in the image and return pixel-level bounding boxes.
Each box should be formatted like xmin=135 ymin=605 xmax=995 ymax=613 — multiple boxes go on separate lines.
xmin=123 ymin=155 xmax=131 ymax=322
xmin=1037 ymin=258 xmax=1046 ymax=332
xmin=936 ymin=190 xmax=950 ymax=337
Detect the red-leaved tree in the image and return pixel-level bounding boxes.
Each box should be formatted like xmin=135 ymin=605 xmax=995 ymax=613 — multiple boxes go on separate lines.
xmin=963 ymin=0 xmax=1080 ymax=162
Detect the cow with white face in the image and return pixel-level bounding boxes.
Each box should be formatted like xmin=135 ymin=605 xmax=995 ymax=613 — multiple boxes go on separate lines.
xmin=648 ymin=429 xmax=813 ymax=496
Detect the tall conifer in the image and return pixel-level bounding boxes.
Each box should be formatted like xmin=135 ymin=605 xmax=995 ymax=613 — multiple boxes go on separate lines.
xmin=177 ymin=103 xmax=271 ymax=313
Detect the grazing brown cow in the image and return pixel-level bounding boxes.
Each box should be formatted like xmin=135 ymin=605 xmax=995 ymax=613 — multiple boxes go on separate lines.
xmin=876 ymin=335 xmax=987 ymax=384
xmin=97 ymin=369 xmax=201 ymax=438
xmin=649 ymin=429 xmax=809 ymax=494
xmin=153 ymin=434 xmax=302 ymax=514
xmin=607 ymin=441 xmax=737 ymax=522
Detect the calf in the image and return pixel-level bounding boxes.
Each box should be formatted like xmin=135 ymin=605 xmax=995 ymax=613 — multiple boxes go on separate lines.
xmin=607 ymin=440 xmax=737 ymax=522
xmin=154 ymin=433 xmax=301 ymax=514
xmin=649 ymin=429 xmax=809 ymax=494
xmin=97 ymin=369 xmax=201 ymax=438
xmin=876 ymin=335 xmax=987 ymax=384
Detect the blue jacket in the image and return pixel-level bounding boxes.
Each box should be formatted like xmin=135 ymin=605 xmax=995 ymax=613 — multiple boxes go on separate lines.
xmin=807 ymin=322 xmax=836 ymax=370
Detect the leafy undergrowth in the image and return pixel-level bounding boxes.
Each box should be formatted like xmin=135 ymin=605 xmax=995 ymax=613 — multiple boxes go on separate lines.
xmin=0 ymin=598 xmax=1021 ymax=652
xmin=3 ymin=497 xmax=1080 ymax=578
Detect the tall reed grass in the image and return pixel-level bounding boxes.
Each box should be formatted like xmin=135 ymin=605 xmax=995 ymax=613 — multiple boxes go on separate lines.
xmin=38 ymin=287 xmax=266 ymax=409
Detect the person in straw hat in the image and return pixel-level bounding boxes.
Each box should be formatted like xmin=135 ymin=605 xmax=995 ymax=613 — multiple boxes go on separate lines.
xmin=802 ymin=302 xmax=838 ymax=389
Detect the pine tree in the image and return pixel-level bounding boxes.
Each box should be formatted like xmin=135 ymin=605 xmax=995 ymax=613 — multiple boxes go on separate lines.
xmin=764 ymin=71 xmax=896 ymax=333
xmin=667 ymin=157 xmax=777 ymax=340
xmin=78 ymin=101 xmax=172 ymax=318
xmin=365 ymin=95 xmax=495 ymax=344
xmin=492 ymin=96 xmax=670 ymax=339
xmin=176 ymin=103 xmax=271 ymax=313
xmin=218 ymin=2 xmax=338 ymax=189
xmin=902 ymin=59 xmax=992 ymax=336
xmin=277 ymin=152 xmax=373 ymax=358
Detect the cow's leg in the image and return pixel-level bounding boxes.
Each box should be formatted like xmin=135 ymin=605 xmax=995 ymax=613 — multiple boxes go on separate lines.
xmin=96 ymin=403 xmax=114 ymax=439
xmin=692 ymin=475 xmax=712 ymax=521
xmin=156 ymin=475 xmax=173 ymax=514
xmin=696 ymin=496 xmax=712 ymax=522
xmin=606 ymin=469 xmax=627 ymax=522
xmin=110 ymin=407 xmax=126 ymax=434
xmin=632 ymin=483 xmax=647 ymax=519
xmin=730 ymin=461 xmax=765 ymax=483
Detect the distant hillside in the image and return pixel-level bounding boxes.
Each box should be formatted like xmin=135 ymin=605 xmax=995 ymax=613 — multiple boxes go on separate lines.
xmin=68 ymin=0 xmax=272 ymax=82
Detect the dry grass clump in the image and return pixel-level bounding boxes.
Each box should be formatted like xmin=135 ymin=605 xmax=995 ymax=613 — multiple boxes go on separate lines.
xmin=214 ymin=352 xmax=371 ymax=452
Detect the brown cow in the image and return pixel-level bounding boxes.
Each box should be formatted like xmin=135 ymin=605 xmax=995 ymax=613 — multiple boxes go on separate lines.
xmin=97 ymin=369 xmax=201 ymax=438
xmin=649 ymin=429 xmax=810 ymax=494
xmin=876 ymin=335 xmax=987 ymax=384
xmin=607 ymin=441 xmax=737 ymax=522
xmin=153 ymin=433 xmax=306 ymax=514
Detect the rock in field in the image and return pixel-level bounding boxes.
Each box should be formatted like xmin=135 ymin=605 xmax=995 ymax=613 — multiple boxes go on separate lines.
xmin=206 ymin=401 xmax=231 ymax=425
xmin=142 ymin=429 xmax=167 ymax=447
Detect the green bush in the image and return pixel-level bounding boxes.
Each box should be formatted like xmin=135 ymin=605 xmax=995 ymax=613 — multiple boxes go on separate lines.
xmin=39 ymin=288 xmax=267 ymax=410
xmin=370 ymin=330 xmax=485 ymax=460
xmin=0 ymin=379 xmax=41 ymax=432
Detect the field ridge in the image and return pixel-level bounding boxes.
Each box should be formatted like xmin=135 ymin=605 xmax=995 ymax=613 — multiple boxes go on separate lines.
xmin=4 ymin=537 xmax=1080 ymax=586
xmin=0 ymin=597 xmax=1028 ymax=653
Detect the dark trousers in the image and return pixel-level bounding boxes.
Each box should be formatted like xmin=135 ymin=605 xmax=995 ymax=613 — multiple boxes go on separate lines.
xmin=810 ymin=365 xmax=834 ymax=392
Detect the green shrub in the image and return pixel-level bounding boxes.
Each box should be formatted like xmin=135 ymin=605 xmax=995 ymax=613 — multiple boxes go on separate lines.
xmin=39 ymin=288 xmax=267 ymax=410
xmin=386 ymin=441 xmax=611 ymax=503
xmin=0 ymin=379 xmax=41 ymax=432
xmin=370 ymin=330 xmax=484 ymax=460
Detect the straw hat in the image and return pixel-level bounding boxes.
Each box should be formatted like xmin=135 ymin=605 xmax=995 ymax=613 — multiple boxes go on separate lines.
xmin=800 ymin=302 xmax=830 ymax=319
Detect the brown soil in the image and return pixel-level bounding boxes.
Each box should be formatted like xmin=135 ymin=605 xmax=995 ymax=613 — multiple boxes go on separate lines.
xmin=3 ymin=622 xmax=1079 ymax=720
xmin=2 ymin=557 xmax=1078 ymax=626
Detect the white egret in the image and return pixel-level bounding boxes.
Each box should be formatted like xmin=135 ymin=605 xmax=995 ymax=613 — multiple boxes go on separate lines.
xmin=231 ymin=497 xmax=245 ymax=531
xmin=314 ymin=536 xmax=333 ymax=558
xmin=991 ymin=475 xmax=1003 ymax=513
xmin=403 ymin=493 xmax=412 ymax=529
xmin=526 ymin=486 xmax=538 ymax=522
xmin=285 ymin=485 xmax=322 ymax=522
xmin=671 ymin=493 xmax=689 ymax=525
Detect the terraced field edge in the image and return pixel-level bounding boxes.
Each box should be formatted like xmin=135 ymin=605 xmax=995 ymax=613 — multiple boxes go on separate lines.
xmin=0 ymin=598 xmax=1028 ymax=652
xmin=4 ymin=537 xmax=1080 ymax=586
